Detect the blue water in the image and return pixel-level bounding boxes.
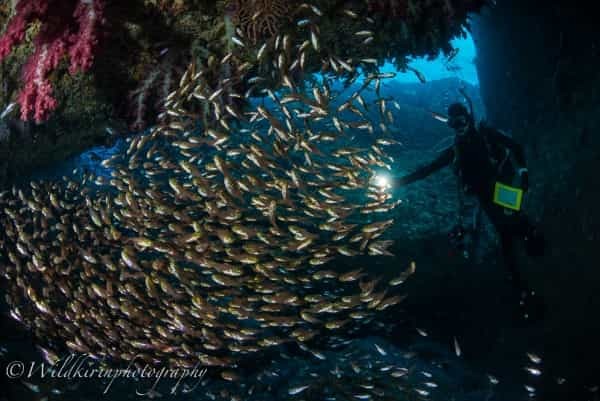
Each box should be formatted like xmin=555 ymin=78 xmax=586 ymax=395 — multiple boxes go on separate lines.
xmin=395 ymin=35 xmax=478 ymax=86
xmin=344 ymin=34 xmax=480 ymax=88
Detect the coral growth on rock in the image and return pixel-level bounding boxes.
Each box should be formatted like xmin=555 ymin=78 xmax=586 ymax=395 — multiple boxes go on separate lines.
xmin=0 ymin=0 xmax=106 ymax=122
xmin=356 ymin=0 xmax=487 ymax=65
xmin=228 ymin=0 xmax=291 ymax=44
xmin=146 ymin=0 xmax=188 ymax=16
xmin=367 ymin=0 xmax=409 ymax=18
xmin=127 ymin=49 xmax=187 ymax=131
xmin=0 ymin=0 xmax=487 ymax=136
xmin=366 ymin=0 xmax=486 ymax=20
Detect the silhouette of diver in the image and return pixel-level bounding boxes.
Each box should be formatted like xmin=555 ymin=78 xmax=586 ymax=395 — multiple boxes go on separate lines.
xmin=395 ymin=102 xmax=546 ymax=322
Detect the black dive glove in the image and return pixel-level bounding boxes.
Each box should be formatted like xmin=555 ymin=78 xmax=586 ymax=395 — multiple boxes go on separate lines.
xmin=395 ymin=177 xmax=407 ymax=187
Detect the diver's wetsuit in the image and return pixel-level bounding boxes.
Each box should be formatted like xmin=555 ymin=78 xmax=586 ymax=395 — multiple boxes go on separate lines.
xmin=396 ymin=123 xmax=542 ymax=294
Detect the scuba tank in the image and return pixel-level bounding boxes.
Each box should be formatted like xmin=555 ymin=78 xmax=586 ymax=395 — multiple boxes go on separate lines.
xmin=489 ymin=130 xmax=526 ymax=214
xmin=457 ymin=87 xmax=526 ymax=214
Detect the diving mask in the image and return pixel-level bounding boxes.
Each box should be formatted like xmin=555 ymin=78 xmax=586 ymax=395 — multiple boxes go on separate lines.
xmin=448 ymin=115 xmax=468 ymax=131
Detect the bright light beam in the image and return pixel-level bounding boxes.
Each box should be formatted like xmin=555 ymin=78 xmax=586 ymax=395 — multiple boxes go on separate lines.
xmin=372 ymin=173 xmax=392 ymax=191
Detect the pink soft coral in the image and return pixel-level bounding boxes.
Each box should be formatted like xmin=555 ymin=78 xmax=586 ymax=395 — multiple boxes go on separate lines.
xmin=69 ymin=0 xmax=105 ymax=74
xmin=0 ymin=0 xmax=106 ymax=123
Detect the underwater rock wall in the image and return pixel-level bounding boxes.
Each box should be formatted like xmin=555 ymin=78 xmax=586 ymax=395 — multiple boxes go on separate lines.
xmin=0 ymin=0 xmax=485 ymax=188
xmin=471 ymin=0 xmax=600 ymax=395
xmin=0 ymin=78 xmax=121 ymax=185
xmin=0 ymin=0 xmax=221 ymax=186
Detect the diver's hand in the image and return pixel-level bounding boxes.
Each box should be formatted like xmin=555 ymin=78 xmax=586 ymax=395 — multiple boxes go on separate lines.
xmin=394 ymin=177 xmax=407 ymax=187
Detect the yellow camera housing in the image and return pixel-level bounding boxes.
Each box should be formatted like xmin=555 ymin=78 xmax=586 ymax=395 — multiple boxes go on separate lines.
xmin=493 ymin=182 xmax=523 ymax=211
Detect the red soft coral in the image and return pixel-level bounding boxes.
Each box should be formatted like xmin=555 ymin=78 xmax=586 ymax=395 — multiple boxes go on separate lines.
xmin=18 ymin=40 xmax=67 ymax=122
xmin=69 ymin=0 xmax=105 ymax=74
xmin=0 ymin=0 xmax=106 ymax=123
xmin=0 ymin=2 xmax=49 ymax=59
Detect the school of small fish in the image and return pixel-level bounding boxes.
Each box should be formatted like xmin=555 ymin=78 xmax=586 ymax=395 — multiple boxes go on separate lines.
xmin=228 ymin=337 xmax=451 ymax=401
xmin=0 ymin=3 xmax=412 ymax=383
xmin=1 ymin=3 xmax=580 ymax=400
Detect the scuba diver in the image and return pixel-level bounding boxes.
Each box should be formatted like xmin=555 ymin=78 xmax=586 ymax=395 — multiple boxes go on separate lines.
xmin=394 ymin=101 xmax=546 ymax=321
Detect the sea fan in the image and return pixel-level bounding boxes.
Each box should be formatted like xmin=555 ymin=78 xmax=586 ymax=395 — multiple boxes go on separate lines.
xmin=228 ymin=0 xmax=291 ymax=44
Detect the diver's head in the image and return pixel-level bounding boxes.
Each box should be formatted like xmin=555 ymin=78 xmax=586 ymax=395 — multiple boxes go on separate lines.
xmin=447 ymin=103 xmax=472 ymax=136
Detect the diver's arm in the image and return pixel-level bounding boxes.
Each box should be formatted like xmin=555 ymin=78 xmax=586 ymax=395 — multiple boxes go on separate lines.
xmin=395 ymin=147 xmax=453 ymax=186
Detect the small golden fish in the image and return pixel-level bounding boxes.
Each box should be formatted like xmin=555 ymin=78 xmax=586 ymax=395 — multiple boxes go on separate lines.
xmin=526 ymin=352 xmax=542 ymax=364
xmin=453 ymin=336 xmax=461 ymax=357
